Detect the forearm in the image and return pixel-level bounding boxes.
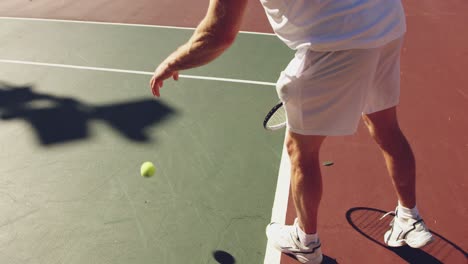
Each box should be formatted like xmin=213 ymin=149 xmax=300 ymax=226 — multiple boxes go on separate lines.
xmin=149 ymin=0 xmax=248 ymax=97
xmin=162 ymin=25 xmax=234 ymax=71
xmin=161 ymin=0 xmax=247 ymax=72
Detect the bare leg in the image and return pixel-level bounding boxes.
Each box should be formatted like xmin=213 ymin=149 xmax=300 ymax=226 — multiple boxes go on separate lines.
xmin=363 ymin=106 xmax=416 ymax=208
xmin=286 ymin=130 xmax=326 ymax=234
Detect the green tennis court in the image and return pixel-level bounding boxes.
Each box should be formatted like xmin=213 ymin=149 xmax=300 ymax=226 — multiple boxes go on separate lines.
xmin=0 ymin=18 xmax=293 ymax=264
xmin=2 ymin=1 xmax=467 ymax=262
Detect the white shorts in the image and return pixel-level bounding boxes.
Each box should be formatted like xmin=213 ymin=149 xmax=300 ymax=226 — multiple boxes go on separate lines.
xmin=276 ymin=37 xmax=404 ymax=136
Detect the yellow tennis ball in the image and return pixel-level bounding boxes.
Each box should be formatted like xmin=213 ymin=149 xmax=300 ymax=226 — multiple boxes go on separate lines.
xmin=140 ymin=161 xmax=156 ymax=177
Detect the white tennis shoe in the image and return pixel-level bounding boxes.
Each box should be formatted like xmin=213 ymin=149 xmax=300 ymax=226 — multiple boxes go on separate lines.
xmin=382 ymin=208 xmax=434 ymax=248
xmin=266 ymin=218 xmax=323 ymax=264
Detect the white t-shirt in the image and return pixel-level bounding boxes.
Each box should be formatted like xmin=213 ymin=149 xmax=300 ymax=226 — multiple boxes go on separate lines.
xmin=260 ymin=0 xmax=406 ymax=51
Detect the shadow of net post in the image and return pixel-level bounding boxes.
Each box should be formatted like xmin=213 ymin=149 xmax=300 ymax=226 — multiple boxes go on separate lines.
xmin=94 ymin=99 xmax=176 ymax=142
xmin=1 ymin=83 xmax=177 ymax=145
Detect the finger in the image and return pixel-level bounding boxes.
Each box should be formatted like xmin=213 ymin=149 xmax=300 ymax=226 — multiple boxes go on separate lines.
xmin=152 ymin=82 xmax=158 ymax=97
xmin=152 ymin=81 xmax=162 ymax=97
xmin=157 ymin=82 xmax=162 ymax=97
xmin=173 ymin=72 xmax=179 ymax=81
xmin=150 ymin=77 xmax=155 ymax=95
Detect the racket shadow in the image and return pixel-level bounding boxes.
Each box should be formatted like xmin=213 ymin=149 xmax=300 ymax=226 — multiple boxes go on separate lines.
xmin=346 ymin=207 xmax=467 ymax=264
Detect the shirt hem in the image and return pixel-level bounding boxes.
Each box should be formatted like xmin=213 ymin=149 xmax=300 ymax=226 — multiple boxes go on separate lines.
xmin=295 ymin=31 xmax=406 ymax=52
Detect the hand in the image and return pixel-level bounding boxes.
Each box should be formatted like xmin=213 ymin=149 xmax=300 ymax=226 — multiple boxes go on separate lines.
xmin=149 ymin=62 xmax=179 ymax=97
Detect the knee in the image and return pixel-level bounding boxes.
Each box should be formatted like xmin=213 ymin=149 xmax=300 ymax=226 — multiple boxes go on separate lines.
xmin=366 ymin=125 xmax=413 ymax=157
xmin=364 ymin=116 xmax=402 ymax=147
xmin=363 ymin=108 xmax=403 ymax=148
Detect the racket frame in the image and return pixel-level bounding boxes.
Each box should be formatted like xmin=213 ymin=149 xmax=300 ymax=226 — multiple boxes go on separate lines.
xmin=263 ymin=101 xmax=286 ymax=131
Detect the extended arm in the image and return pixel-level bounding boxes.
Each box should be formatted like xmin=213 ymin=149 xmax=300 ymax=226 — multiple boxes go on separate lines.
xmin=150 ymin=0 xmax=248 ymax=97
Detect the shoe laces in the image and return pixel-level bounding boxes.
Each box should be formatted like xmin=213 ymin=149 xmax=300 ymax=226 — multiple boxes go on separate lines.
xmin=380 ymin=208 xmax=427 ymax=230
xmin=380 ymin=210 xmax=396 ymax=221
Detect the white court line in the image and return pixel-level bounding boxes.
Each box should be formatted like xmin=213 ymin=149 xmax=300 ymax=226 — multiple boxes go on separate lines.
xmin=0 ymin=59 xmax=276 ymax=87
xmin=264 ymin=137 xmax=290 ymax=264
xmin=0 ymin=16 xmax=276 ymax=36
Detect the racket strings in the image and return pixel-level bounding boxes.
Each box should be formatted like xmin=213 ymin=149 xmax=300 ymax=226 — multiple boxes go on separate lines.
xmin=266 ymin=106 xmax=286 ymax=128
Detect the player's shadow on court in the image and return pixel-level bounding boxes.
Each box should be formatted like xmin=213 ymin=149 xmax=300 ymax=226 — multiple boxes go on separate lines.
xmin=346 ymin=207 xmax=468 ymax=264
xmin=0 ymin=82 xmax=177 ymax=145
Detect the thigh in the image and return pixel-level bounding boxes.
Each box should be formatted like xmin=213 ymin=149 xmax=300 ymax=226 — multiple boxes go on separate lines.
xmin=285 ymin=130 xmax=326 ymax=159
xmin=276 ymin=47 xmax=380 ymax=136
xmin=363 ymin=37 xmax=404 ymax=114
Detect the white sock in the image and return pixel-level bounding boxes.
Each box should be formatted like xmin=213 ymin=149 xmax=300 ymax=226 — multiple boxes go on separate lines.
xmin=296 ymin=223 xmax=319 ymax=245
xmin=398 ymin=201 xmax=419 ymax=219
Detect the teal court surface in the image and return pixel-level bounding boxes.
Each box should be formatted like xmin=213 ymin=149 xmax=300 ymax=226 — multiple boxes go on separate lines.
xmin=0 ymin=18 xmax=294 ymax=264
xmin=1 ymin=4 xmax=468 ymax=262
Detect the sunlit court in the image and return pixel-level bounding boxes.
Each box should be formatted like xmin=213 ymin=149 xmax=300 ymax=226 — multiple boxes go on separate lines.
xmin=0 ymin=1 xmax=466 ymax=263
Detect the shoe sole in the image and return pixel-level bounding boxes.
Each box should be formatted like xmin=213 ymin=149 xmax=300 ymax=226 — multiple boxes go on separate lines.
xmin=407 ymin=233 xmax=435 ymax=248
xmin=266 ymin=224 xmax=323 ymax=264
xmin=271 ymin=243 xmax=323 ymax=264
xmin=384 ymin=230 xmax=435 ymax=248
xmin=284 ymin=252 xmax=323 ymax=264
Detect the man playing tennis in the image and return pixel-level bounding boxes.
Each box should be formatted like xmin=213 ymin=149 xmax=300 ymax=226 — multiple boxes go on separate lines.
xmin=150 ymin=0 xmax=433 ymax=263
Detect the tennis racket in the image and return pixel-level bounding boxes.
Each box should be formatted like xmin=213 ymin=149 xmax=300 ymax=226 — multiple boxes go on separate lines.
xmin=263 ymin=101 xmax=286 ymax=131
